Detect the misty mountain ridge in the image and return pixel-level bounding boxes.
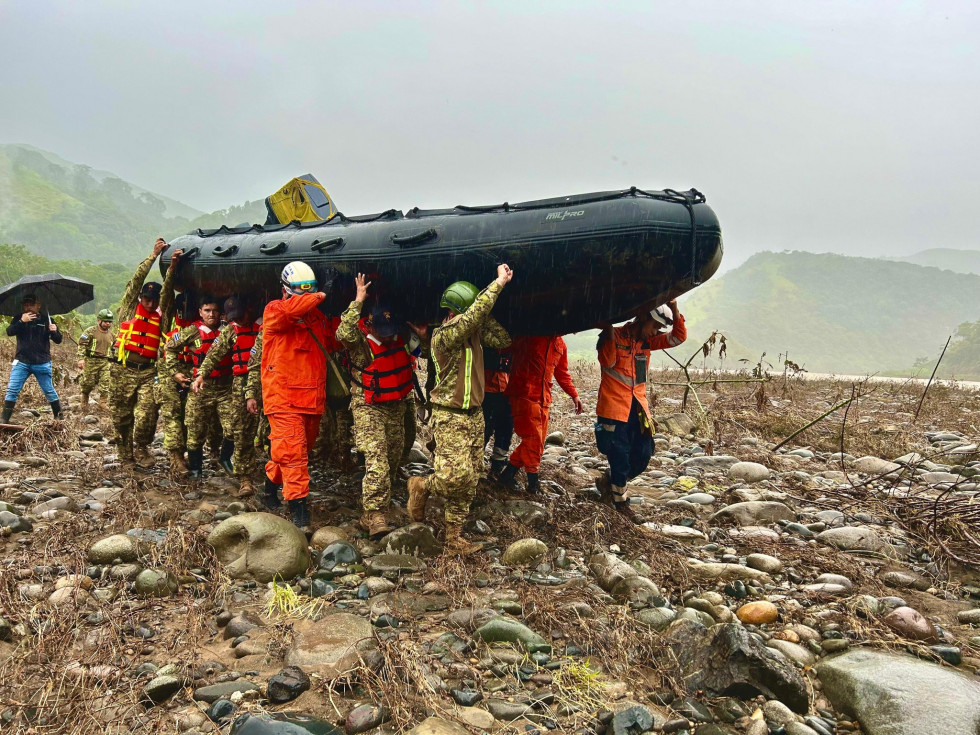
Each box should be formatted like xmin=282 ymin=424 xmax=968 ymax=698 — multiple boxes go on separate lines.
xmin=0 ymin=143 xmax=266 ymax=263
xmin=885 ymin=247 xmax=980 ymax=276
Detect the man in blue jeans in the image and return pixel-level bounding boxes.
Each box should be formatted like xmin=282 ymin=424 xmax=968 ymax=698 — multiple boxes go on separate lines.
xmin=3 ymin=294 xmax=63 ymax=422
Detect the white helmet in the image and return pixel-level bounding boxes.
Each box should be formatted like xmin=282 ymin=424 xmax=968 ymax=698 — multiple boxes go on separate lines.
xmin=281 ymin=261 xmax=317 ymax=296
xmin=649 ymin=304 xmax=674 ymax=329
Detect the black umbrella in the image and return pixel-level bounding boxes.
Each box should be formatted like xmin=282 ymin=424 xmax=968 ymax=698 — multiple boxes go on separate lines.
xmin=0 ymin=273 xmax=95 ymax=317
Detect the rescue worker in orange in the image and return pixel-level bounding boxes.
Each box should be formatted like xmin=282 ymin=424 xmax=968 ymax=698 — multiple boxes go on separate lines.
xmin=498 ymin=336 xmax=583 ymax=493
xmin=260 ymin=262 xmax=333 ymax=532
xmin=595 ymin=300 xmax=685 ymax=513
xmin=109 ymin=238 xmax=174 ymax=464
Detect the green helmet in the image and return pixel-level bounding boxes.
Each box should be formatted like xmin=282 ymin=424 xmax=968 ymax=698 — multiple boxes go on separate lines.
xmin=440 ymin=281 xmax=480 ymax=314
xmin=97 ymin=308 xmax=114 ymax=321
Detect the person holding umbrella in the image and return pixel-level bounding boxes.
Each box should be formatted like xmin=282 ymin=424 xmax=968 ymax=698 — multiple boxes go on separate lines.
xmin=3 ymin=294 xmax=63 ymax=422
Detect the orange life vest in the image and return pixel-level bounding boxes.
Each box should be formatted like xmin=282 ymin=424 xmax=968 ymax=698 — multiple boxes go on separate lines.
xmin=354 ymin=324 xmax=414 ymax=404
xmin=484 ymin=348 xmax=511 ymax=394
xmin=114 ymin=303 xmax=162 ymax=363
xmin=192 ymin=324 xmax=233 ymax=379
xmin=166 ymin=315 xmax=195 ymax=365
xmin=231 ymin=322 xmax=260 ymax=376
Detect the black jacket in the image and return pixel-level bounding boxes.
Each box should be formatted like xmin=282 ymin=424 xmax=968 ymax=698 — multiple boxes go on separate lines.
xmin=6 ymin=314 xmax=62 ymax=364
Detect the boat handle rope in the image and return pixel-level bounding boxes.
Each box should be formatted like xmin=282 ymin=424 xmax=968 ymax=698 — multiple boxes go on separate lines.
xmin=391 ymin=228 xmax=438 ymax=248
xmin=311 ymin=237 xmax=346 ymax=253
xmin=212 ymin=244 xmax=239 ymax=257
xmin=259 ymin=242 xmax=288 ymax=255
xmin=660 ymin=188 xmax=701 ymax=287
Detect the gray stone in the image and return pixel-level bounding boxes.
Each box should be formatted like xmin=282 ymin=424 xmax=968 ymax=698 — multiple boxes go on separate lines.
xmin=767 ymin=639 xmax=816 ymax=668
xmin=485 ymin=699 xmax=532 ymax=721
xmin=745 ymin=553 xmax=783 ymax=574
xmin=502 ymin=500 xmax=551 ymax=525
xmin=134 ymin=569 xmax=178 ymax=598
xmin=686 ymin=559 xmax=772 ymax=584
xmin=407 ymin=717 xmax=471 ymax=735
xmin=682 ymin=492 xmax=717 ymax=505
xmin=817 ymin=526 xmax=898 ymax=558
xmin=32 ymin=496 xmax=79 ymax=514
xmin=0 ymin=511 xmax=32 ymax=533
xmin=817 ymin=648 xmax=980 ymax=735
xmin=309 ymin=525 xmax=349 ymax=549
xmin=143 ymin=674 xmax=183 ymax=704
xmin=545 ymin=431 xmax=565 ymax=446
xmin=710 ymin=501 xmax=795 ymax=526
xmin=679 ymin=455 xmax=740 ymax=470
xmin=445 ymin=607 xmax=498 ymax=632
xmin=364 ymin=553 xmax=427 ymax=577
xmin=957 ymin=608 xmax=980 ymax=625
xmin=851 ymin=456 xmax=902 ymax=475
xmin=658 ymin=412 xmax=697 ymax=436
xmin=474 ymin=617 xmax=551 ymax=653
xmin=192 ymin=680 xmax=261 ymax=703
xmin=0 ymin=461 xmax=21 ymax=471
xmin=377 ymin=523 xmax=440 ymax=557
xmin=785 ymin=724 xmax=820 ymax=735
xmin=207 ymin=512 xmax=310 ymax=583
xmin=87 ymin=534 xmax=140 ymax=564
xmin=728 ymin=462 xmax=771 ymax=484
xmin=346 ymin=704 xmax=388 ymax=734
xmin=501 ymin=538 xmax=548 ymax=566
xmin=284 ymin=613 xmax=378 ymax=677
xmin=666 ymin=620 xmax=809 ymax=713
xmin=635 ymin=607 xmax=677 ymax=631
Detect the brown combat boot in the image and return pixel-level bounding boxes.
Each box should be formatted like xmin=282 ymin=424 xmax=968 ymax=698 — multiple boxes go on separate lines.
xmin=235 ymin=476 xmax=255 ymax=498
xmin=406 ymin=476 xmax=429 ymax=522
xmin=169 ymin=450 xmax=188 ymax=473
xmin=133 ymin=445 xmax=156 ymax=468
xmin=359 ymin=511 xmax=392 ymax=539
xmin=81 ymin=392 xmax=90 ymax=407
xmin=443 ymin=524 xmax=483 ymax=556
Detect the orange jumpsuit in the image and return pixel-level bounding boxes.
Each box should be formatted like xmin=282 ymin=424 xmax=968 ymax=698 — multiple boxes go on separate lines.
xmin=504 ymin=336 xmax=578 ymax=475
xmin=261 ymin=292 xmax=336 ymax=500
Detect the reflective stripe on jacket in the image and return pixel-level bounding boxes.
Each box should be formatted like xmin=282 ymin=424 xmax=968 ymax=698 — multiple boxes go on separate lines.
xmin=595 ymin=314 xmax=686 ymax=422
xmin=114 ymin=302 xmax=161 ymax=362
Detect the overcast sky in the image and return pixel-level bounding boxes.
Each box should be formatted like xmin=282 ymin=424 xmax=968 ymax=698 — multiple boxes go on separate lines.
xmin=2 ymin=1 xmax=977 ymax=267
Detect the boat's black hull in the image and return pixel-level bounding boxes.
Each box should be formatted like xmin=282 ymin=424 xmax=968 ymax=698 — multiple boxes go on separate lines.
xmin=161 ymin=188 xmax=722 ymax=335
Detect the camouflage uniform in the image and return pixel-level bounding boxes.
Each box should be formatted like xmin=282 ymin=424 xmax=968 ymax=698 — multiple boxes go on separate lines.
xmin=196 ymin=321 xmax=261 ymax=478
xmin=161 ymin=367 xmax=189 ymax=452
xmin=110 ymin=253 xmax=175 ymax=460
xmin=245 ymin=330 xmax=269 ymax=452
xmin=420 ymin=282 xmax=511 ymax=525
xmin=77 ymin=325 xmax=114 ymax=402
xmin=164 ymin=325 xmax=234 ymax=452
xmin=336 ymin=300 xmax=413 ymax=513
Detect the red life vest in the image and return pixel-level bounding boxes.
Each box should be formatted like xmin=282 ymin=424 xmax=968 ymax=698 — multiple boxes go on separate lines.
xmin=191 ymin=324 xmax=233 ymax=379
xmin=231 ymin=322 xmax=260 ymax=376
xmin=114 ymin=302 xmax=162 ymax=362
xmin=165 ymin=318 xmax=195 ymax=366
xmin=354 ymin=326 xmax=414 ymax=404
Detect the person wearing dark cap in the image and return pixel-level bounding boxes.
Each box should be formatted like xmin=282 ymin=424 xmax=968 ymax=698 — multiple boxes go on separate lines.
xmin=2 ymin=294 xmax=63 ymax=422
xmin=165 ymin=294 xmax=235 ymax=480
xmin=188 ymin=295 xmax=262 ymax=496
xmin=109 ymin=238 xmax=173 ymax=464
xmin=336 ymin=274 xmax=423 ymax=538
xmin=160 ymin=291 xmax=195 ymax=472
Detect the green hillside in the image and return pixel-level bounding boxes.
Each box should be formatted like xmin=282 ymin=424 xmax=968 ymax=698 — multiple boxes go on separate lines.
xmin=889 ymin=248 xmax=980 ymax=276
xmin=0 ymin=144 xmax=266 ymax=264
xmin=941 ymin=320 xmax=980 ymax=379
xmin=682 ymin=251 xmax=980 ymax=375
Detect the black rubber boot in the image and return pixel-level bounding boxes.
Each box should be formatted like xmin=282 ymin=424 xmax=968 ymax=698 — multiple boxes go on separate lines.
xmin=219 ymin=439 xmax=235 ymax=475
xmin=186 ymin=448 xmax=204 ymax=479
xmin=49 ymin=400 xmax=62 ymax=419
xmin=488 ymin=458 xmax=508 ymax=481
xmin=289 ymin=497 xmax=311 ymax=532
xmin=261 ymin=476 xmax=282 ymax=510
xmin=1 ymin=400 xmax=14 ymax=423
xmin=526 ymin=472 xmax=540 ymax=494
xmin=498 ymin=462 xmax=520 ymax=489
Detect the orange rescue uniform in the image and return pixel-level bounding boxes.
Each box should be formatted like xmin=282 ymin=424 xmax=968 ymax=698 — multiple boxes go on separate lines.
xmin=505 ymin=336 xmax=578 ymax=474
xmin=261 ymin=292 xmax=334 ymax=501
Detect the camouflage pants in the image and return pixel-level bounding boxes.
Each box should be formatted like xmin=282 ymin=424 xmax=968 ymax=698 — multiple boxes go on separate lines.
xmin=185 ymin=378 xmax=235 ymax=451
xmin=110 ymin=362 xmax=156 ymax=459
xmin=352 ymin=398 xmax=407 ymax=513
xmin=231 ymin=375 xmax=259 ymax=477
xmin=422 ymin=407 xmax=485 ymax=526
xmin=162 ymin=378 xmax=189 ymax=451
xmin=402 ymin=393 xmax=417 ymax=463
xmin=79 ymin=358 xmax=111 ymax=399
xmin=315 ymin=397 xmax=354 ymax=467
xmin=133 ymin=377 xmax=163 ymax=447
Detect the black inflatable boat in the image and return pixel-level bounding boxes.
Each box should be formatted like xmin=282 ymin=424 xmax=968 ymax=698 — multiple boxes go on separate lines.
xmin=161 ymin=187 xmax=722 ymax=335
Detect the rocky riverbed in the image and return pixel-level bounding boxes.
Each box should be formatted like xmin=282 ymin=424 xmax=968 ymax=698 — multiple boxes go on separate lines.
xmin=1 ymin=367 xmax=979 ymax=735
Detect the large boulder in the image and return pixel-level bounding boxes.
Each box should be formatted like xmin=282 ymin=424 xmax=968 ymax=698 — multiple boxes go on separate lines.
xmin=816 ymin=648 xmax=980 ymax=735
xmin=88 ymin=534 xmax=141 ymax=564
xmin=377 ymin=524 xmax=441 ymax=557
xmin=285 ymin=612 xmax=377 ymax=678
xmin=728 ymin=462 xmax=771 ymax=484
xmin=817 ymin=526 xmax=898 ymax=558
xmin=207 ymin=512 xmax=310 ymax=583
xmin=710 ymin=501 xmax=795 ymax=526
xmin=666 ymin=620 xmax=808 ymax=713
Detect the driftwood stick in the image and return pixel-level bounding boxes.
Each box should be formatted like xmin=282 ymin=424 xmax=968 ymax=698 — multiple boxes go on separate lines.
xmin=914 ymin=335 xmax=952 ymax=421
xmin=773 ymin=396 xmax=855 ymax=452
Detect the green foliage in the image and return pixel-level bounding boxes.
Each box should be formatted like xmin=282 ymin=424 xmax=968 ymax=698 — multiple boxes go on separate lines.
xmin=0 ymin=144 xmax=266 ymax=264
xmin=942 ymin=319 xmax=980 ymax=379
xmin=683 ymin=251 xmax=980 ymax=374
